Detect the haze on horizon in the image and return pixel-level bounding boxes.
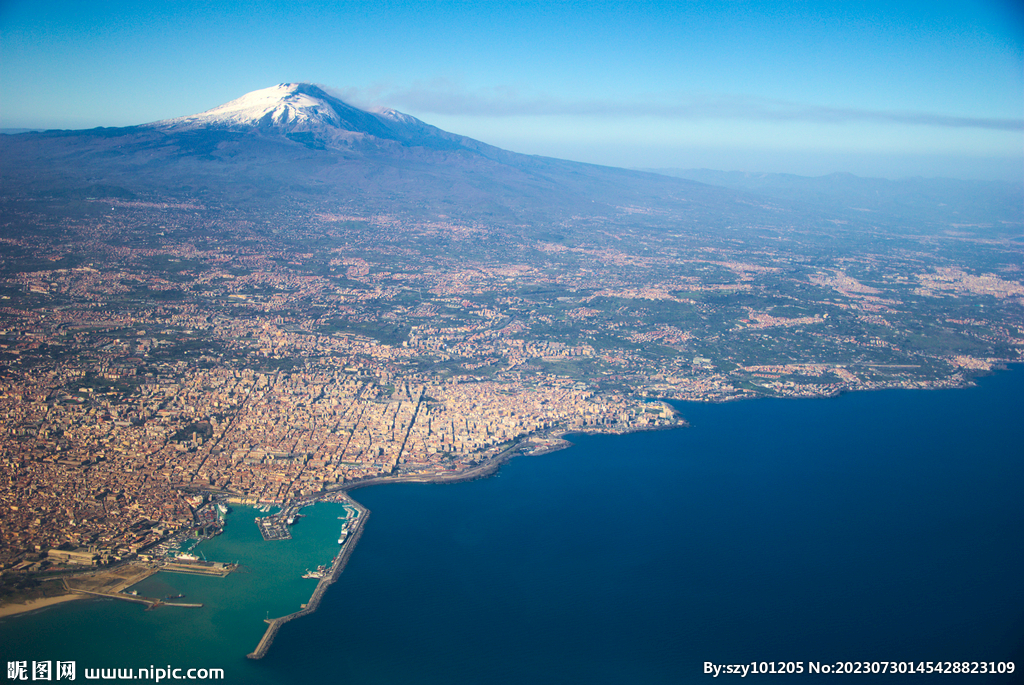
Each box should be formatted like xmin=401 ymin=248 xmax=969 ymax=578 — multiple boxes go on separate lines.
xmin=1 ymin=0 xmax=1021 ymax=181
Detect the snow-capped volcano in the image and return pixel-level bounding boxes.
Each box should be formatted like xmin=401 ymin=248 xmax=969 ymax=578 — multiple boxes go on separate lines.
xmin=159 ymin=83 xmax=345 ymax=130
xmin=153 ymin=83 xmax=416 ymax=137
xmin=148 ymin=82 xmax=476 ymax=155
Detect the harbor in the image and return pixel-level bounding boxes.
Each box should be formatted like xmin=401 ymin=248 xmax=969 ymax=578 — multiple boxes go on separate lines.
xmin=247 ymin=493 xmax=368 ymax=659
xmin=0 ymin=498 xmax=376 ymax=684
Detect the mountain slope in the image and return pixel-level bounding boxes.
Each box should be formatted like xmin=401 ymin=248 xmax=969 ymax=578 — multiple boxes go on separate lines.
xmin=0 ymin=83 xmax=778 ymax=227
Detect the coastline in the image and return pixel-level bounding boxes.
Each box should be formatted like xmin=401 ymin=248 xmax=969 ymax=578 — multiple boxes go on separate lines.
xmin=0 ymin=593 xmax=83 ymax=619
xmin=245 ymin=414 xmax=683 ymax=658
xmin=337 ymin=409 xmax=686 ymax=494
xmin=0 ymin=415 xmax=681 ymax=658
xmin=241 ymin=369 xmax=1011 ymax=658
xmin=4 ymin=370 xmax=1020 ymax=674
xmin=244 ymin=440 xmax=521 ymax=659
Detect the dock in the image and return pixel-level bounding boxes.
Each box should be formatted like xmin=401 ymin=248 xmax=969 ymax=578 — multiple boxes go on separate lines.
xmin=255 ymin=503 xmax=304 ymax=541
xmin=160 ymin=560 xmax=233 ymax=577
xmin=255 ymin=515 xmax=291 ymax=541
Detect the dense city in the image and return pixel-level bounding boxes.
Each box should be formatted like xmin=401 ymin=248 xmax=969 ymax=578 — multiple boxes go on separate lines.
xmin=1 ymin=192 xmax=1021 ymax=579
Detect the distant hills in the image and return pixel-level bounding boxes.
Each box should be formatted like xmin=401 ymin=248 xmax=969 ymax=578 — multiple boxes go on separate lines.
xmin=647 ymin=168 xmax=1022 ymax=231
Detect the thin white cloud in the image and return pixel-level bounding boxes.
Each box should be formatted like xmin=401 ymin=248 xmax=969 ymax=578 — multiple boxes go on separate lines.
xmin=325 ymin=82 xmax=1022 ymax=132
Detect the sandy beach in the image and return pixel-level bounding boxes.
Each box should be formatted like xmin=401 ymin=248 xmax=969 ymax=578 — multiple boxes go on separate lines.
xmin=0 ymin=593 xmax=83 ymax=619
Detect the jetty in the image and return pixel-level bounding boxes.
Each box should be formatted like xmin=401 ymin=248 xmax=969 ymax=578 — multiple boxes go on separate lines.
xmin=247 ymin=494 xmax=368 ymax=659
xmin=67 ymin=588 xmax=202 ymax=610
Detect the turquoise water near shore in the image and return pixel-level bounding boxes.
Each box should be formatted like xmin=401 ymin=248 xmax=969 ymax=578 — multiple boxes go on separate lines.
xmin=2 ymin=367 xmax=1022 ymax=683
xmin=0 ymin=503 xmax=347 ymax=682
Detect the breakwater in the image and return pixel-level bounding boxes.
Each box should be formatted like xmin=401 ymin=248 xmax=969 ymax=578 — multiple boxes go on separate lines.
xmin=247 ymin=494 xmax=369 ymax=659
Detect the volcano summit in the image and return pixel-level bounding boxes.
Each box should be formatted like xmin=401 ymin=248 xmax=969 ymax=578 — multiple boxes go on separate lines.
xmin=154 ymin=83 xmax=485 ymax=152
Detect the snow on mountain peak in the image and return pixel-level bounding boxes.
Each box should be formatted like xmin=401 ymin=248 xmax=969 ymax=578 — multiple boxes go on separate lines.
xmin=155 ymin=83 xmax=351 ymax=131
xmin=146 ymin=83 xmax=445 ymax=152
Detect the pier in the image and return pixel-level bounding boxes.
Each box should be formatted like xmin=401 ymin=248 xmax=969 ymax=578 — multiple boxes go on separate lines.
xmin=68 ymin=588 xmax=203 ymax=610
xmin=247 ymin=494 xmax=369 ymax=659
xmin=255 ymin=503 xmax=304 ymax=541
xmin=160 ymin=560 xmax=233 ymax=577
xmin=255 ymin=515 xmax=291 ymax=541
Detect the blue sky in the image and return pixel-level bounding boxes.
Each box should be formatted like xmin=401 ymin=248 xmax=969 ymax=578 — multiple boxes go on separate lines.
xmin=2 ymin=0 xmax=1021 ymax=179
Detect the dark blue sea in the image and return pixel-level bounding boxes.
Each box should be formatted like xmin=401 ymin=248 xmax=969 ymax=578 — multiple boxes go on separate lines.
xmin=2 ymin=367 xmax=1022 ymax=683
